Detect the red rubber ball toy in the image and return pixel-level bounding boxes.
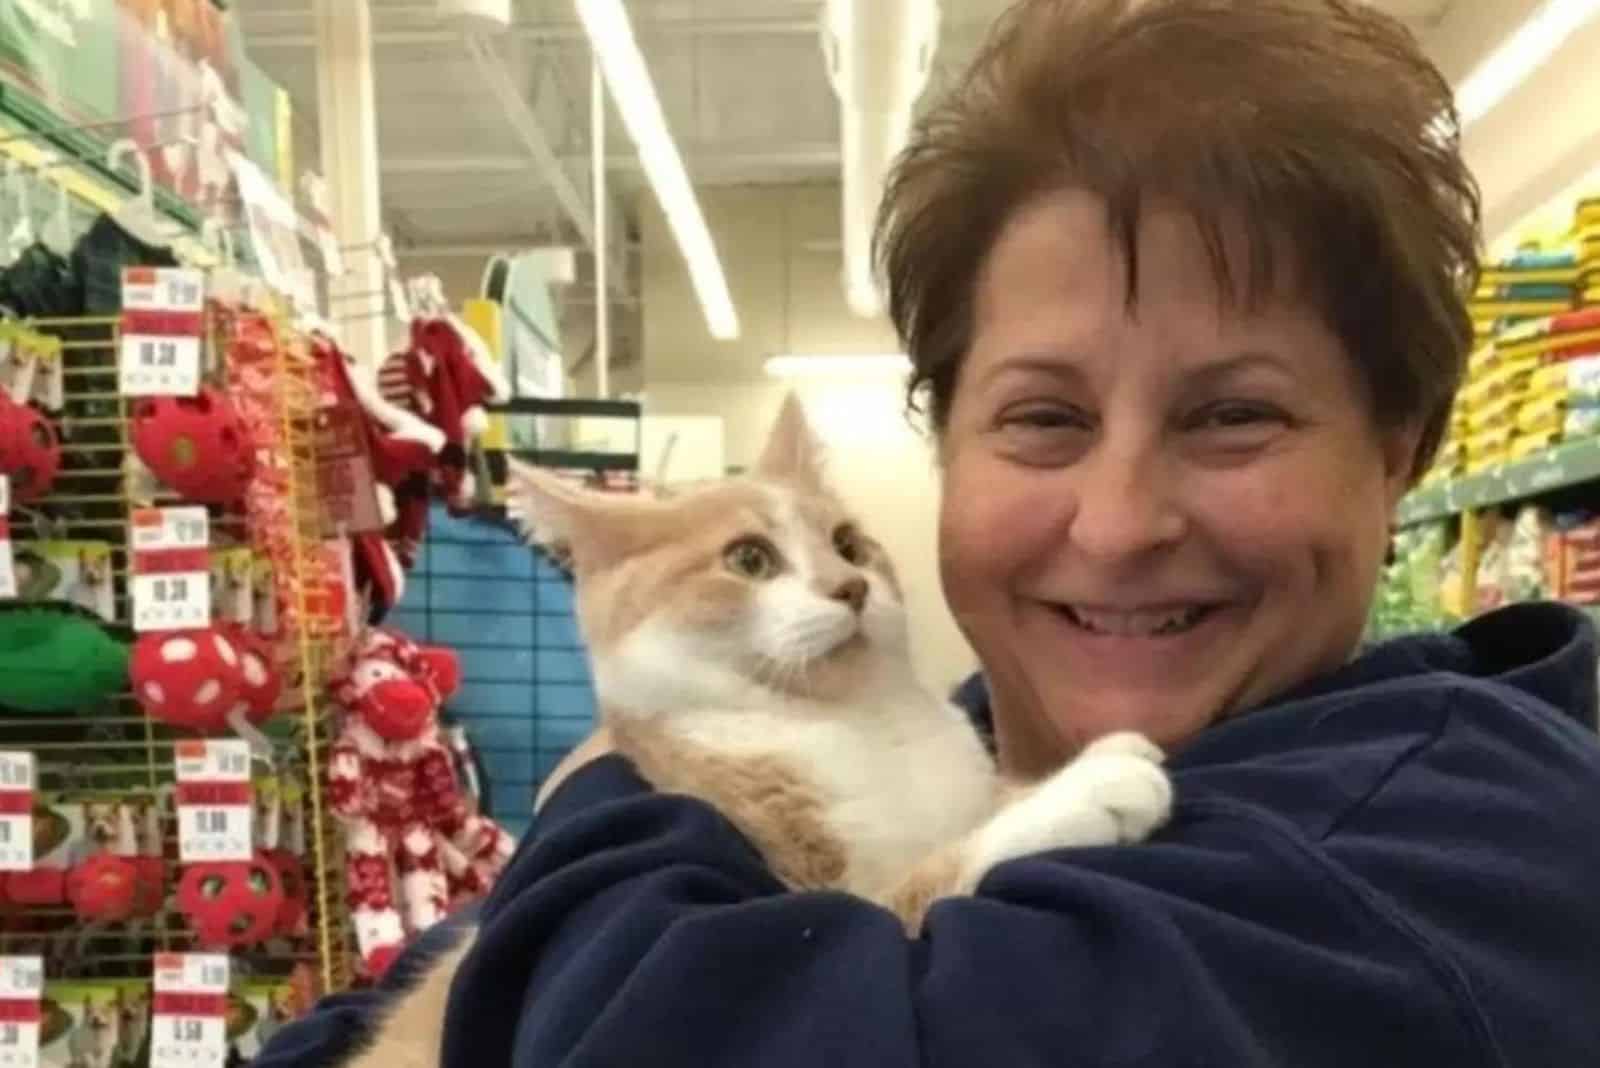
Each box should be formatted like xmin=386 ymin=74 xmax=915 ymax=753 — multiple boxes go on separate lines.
xmin=67 ymin=853 xmax=140 ymax=922
xmin=0 ymin=394 xmax=61 ymax=503
xmin=129 ymin=388 xmax=255 ymax=503
xmin=177 ymin=852 xmax=285 ymax=948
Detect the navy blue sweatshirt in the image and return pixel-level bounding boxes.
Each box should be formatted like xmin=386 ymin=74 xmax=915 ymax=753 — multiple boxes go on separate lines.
xmin=259 ymin=601 xmax=1600 ymax=1067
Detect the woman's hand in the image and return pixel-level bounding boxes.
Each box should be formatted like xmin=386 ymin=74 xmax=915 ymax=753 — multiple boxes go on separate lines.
xmin=534 ymin=726 xmax=616 ymax=812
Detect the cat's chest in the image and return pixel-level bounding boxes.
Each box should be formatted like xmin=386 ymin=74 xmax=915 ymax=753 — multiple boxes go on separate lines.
xmin=672 ymin=699 xmax=998 ymax=892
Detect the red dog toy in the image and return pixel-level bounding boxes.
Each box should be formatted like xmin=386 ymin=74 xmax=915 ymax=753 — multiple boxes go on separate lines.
xmin=177 ymin=852 xmax=285 ymax=947
xmin=131 ymin=628 xmax=248 ymax=734
xmin=0 ymin=394 xmax=61 ymax=502
xmin=129 ymin=388 xmax=255 ymax=502
xmin=67 ymin=854 xmax=140 ymax=922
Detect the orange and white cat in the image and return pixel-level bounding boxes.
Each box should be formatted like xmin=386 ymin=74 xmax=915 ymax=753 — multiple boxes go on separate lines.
xmin=339 ymin=396 xmax=1171 ymax=1068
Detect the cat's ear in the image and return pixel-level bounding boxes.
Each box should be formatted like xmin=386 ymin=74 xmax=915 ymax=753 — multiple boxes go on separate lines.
xmin=506 ymin=460 xmax=634 ymax=571
xmin=755 ymin=393 xmax=827 ymax=490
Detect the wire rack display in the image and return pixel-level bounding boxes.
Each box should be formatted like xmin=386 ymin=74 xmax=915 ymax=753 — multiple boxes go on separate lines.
xmin=0 ymin=310 xmax=354 ymax=997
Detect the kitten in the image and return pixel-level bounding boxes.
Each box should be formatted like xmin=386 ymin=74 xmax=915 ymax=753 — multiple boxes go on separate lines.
xmin=338 ymin=396 xmax=1172 ymax=1068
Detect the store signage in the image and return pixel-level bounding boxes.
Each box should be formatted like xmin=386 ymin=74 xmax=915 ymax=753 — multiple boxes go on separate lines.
xmin=0 ymin=956 xmax=43 ymax=1068
xmin=129 ymin=507 xmax=212 ymax=633
xmin=174 ymin=740 xmax=252 ymax=864
xmin=0 ymin=753 xmax=34 ymax=873
xmin=300 ymin=171 xmax=344 ymax=277
xmin=119 ymin=267 xmax=206 ymax=397
xmin=151 ymin=954 xmax=229 ymax=1068
xmin=231 ymin=153 xmax=318 ymax=315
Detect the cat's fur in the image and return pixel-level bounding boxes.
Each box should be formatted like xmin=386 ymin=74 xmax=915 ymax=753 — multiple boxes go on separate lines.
xmin=339 ymin=396 xmax=1172 ymax=1068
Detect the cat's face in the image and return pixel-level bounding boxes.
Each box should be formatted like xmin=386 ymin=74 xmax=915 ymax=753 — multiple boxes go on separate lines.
xmin=510 ymin=398 xmax=910 ymax=711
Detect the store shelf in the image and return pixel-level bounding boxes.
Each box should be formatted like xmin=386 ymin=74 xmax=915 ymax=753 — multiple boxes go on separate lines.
xmin=1396 ymin=437 xmax=1600 ymax=526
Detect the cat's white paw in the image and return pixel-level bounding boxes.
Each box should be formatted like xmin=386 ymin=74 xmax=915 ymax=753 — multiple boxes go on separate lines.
xmin=968 ymin=732 xmax=1173 ymax=878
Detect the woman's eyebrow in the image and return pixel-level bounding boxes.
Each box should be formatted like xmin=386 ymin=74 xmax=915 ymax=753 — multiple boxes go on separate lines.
xmin=974 ymin=353 xmax=1086 ymax=391
xmin=1181 ymin=351 xmax=1296 ymax=388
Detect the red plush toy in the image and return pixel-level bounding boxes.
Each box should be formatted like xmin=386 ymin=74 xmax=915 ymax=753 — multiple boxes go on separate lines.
xmin=0 ymin=393 xmax=61 ymax=502
xmin=177 ymin=852 xmax=285 ymax=947
xmin=130 ymin=388 xmax=256 ymax=503
xmin=327 ymin=628 xmax=515 ymax=978
xmin=67 ymin=853 xmax=140 ymax=922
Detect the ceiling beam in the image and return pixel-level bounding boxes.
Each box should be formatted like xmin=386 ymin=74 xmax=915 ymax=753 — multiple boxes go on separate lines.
xmin=240 ymin=12 xmax=819 ymax=51
xmin=380 ymin=144 xmax=841 ymax=177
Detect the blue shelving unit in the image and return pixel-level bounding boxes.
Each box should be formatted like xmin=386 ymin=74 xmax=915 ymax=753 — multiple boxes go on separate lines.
xmin=389 ymin=504 xmax=595 ymax=839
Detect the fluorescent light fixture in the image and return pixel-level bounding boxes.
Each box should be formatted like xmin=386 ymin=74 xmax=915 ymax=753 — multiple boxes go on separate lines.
xmin=575 ymin=0 xmax=739 ymax=341
xmin=1456 ymin=0 xmax=1600 ymax=128
xmin=764 ymin=353 xmax=912 ymax=378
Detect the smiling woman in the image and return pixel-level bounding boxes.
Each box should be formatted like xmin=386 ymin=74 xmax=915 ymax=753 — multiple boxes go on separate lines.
xmin=252 ymin=2 xmax=1600 ymax=1067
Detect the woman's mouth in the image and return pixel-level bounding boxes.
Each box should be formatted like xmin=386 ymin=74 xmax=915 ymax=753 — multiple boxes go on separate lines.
xmin=1052 ymin=603 xmax=1222 ymax=637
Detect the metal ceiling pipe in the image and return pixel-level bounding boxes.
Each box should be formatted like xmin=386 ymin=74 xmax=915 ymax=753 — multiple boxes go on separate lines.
xmin=822 ymin=0 xmax=940 ymax=318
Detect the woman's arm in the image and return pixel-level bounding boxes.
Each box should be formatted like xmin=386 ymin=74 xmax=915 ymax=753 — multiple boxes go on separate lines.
xmin=438 ymin=754 xmax=1494 ymax=1068
xmin=251 ymin=906 xmax=479 ymax=1068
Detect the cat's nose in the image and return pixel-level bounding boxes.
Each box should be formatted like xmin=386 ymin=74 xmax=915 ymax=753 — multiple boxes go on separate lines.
xmin=831 ymin=576 xmax=869 ymax=614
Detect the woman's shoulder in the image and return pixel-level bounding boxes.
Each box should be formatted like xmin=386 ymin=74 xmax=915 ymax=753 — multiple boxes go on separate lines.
xmin=1172 ymin=600 xmax=1600 ymax=839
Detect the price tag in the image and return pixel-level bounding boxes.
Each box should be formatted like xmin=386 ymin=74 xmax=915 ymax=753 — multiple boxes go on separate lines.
xmin=0 ymin=754 xmax=34 ymax=872
xmin=175 ymin=740 xmax=252 ymax=862
xmin=0 ymin=957 xmax=42 ymax=1068
xmin=119 ymin=267 xmax=205 ymax=397
xmin=151 ymin=954 xmax=228 ymax=1068
xmin=0 ymin=476 xmax=13 ymax=602
xmin=129 ymin=508 xmax=212 ymax=632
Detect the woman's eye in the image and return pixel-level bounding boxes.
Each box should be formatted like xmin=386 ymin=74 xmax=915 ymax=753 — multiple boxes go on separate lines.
xmin=724 ymin=537 xmax=781 ymax=580
xmin=1188 ymin=402 xmax=1288 ymax=432
xmin=832 ymin=524 xmax=867 ymax=565
xmin=1002 ymin=405 xmax=1091 ymax=431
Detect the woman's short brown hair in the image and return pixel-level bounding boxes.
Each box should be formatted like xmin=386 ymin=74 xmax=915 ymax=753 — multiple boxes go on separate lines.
xmin=876 ymin=0 xmax=1480 ymax=479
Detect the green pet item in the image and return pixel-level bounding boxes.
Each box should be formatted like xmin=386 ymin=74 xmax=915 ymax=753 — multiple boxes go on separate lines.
xmin=0 ymin=604 xmax=129 ymax=712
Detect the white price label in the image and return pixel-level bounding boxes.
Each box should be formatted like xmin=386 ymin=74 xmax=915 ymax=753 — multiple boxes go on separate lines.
xmin=151 ymin=954 xmax=228 ymax=1068
xmin=0 ymin=528 xmax=12 ymax=603
xmin=130 ymin=572 xmax=212 ymax=632
xmin=0 ymin=754 xmax=34 ymax=872
xmin=123 ymin=268 xmax=206 ymax=313
xmin=0 ymin=957 xmax=42 ymax=1068
xmin=119 ymin=333 xmax=202 ymax=397
xmin=130 ymin=509 xmax=212 ymax=632
xmin=175 ymin=742 xmax=252 ymax=863
xmin=0 ymin=476 xmax=12 ymax=601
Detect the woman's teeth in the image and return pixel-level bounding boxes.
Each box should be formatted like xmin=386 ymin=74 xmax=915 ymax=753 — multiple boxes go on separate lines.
xmin=1059 ymin=604 xmax=1212 ymax=637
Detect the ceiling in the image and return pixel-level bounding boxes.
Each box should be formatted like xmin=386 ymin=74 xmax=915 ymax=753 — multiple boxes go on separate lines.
xmin=238 ymin=0 xmax=1458 ymax=255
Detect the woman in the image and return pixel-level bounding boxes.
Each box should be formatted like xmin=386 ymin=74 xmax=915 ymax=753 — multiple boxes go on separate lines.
xmin=261 ymin=0 xmax=1600 ymax=1064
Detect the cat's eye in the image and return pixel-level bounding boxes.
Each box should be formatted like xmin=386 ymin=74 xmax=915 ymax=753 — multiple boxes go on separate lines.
xmin=832 ymin=524 xmax=868 ymax=565
xmin=724 ymin=537 xmax=781 ymax=580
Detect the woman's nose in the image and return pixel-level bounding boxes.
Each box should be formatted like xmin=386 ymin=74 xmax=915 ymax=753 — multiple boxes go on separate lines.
xmin=1063 ymin=441 xmax=1186 ymax=563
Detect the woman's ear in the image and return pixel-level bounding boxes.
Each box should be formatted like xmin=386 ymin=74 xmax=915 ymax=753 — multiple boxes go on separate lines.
xmin=755 ymin=393 xmax=829 ymax=490
xmin=1381 ymin=419 xmax=1428 ymax=504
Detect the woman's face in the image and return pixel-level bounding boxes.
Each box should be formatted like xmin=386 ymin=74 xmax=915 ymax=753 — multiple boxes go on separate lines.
xmin=939 ymin=191 xmax=1420 ymax=775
